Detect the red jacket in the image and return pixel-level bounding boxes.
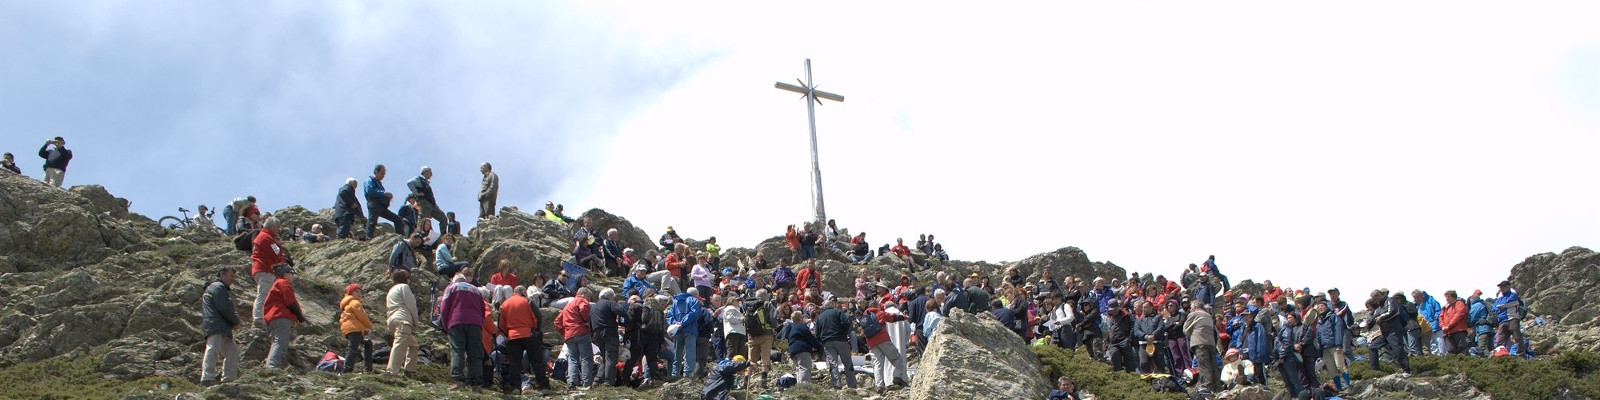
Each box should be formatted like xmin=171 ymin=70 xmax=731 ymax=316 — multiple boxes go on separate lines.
xmin=1440 ymin=298 xmax=1469 ymax=335
xmin=481 ymin=304 xmax=498 ymax=351
xmin=1262 ymin=286 xmax=1284 ymax=303
xmin=250 ymin=228 xmax=285 ymax=275
xmin=498 ymin=294 xmax=538 ymax=340
xmin=555 ymin=296 xmax=592 ymax=340
xmin=665 ymin=253 xmax=687 ymax=279
xmin=490 ymin=272 xmax=519 ymax=287
xmin=784 ymin=228 xmax=800 ymax=250
xmin=796 ymin=268 xmax=821 ymax=291
xmin=891 ymin=245 xmax=911 ymax=258
xmin=263 ymin=277 xmax=301 ymax=323
xmin=863 ymin=307 xmax=908 ymax=349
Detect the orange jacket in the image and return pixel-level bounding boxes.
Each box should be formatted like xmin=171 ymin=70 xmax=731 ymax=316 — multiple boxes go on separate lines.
xmin=785 ymin=228 xmax=800 ymax=250
xmin=665 ymin=253 xmax=687 ymax=279
xmin=481 ymin=303 xmax=498 ymax=351
xmin=796 ymin=268 xmax=821 ymax=291
xmin=498 ymin=294 xmax=538 ymax=340
xmin=338 ymin=294 xmax=372 ymax=335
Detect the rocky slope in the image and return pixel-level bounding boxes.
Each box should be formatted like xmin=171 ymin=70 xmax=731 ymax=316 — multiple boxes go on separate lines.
xmin=3 ymin=171 xmax=1599 ymax=399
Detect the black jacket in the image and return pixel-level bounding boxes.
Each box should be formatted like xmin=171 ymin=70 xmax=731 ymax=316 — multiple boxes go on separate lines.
xmin=589 ymin=298 xmax=627 ymax=343
xmin=2 ymin=161 xmax=19 ymax=175
xmin=1133 ymin=314 xmax=1167 ymax=344
xmin=1106 ymin=310 xmax=1135 ymax=347
xmin=991 ymin=307 xmax=1021 ymax=337
xmin=201 ymin=280 xmax=240 ymax=337
xmin=815 ymin=308 xmax=853 ymax=343
xmin=39 ymin=144 xmax=71 ymax=170
xmin=335 ymin=183 xmax=361 ymax=218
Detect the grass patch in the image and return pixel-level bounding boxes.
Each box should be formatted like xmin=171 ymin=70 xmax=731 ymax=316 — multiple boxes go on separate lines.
xmin=0 ymin=355 xmax=197 ymax=400
xmin=1033 ymin=344 xmax=1184 ymax=400
xmin=1356 ymin=351 xmax=1600 ymax=400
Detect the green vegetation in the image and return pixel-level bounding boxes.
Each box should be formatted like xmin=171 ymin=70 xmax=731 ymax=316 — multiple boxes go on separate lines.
xmin=1349 ymin=352 xmax=1600 ymax=400
xmin=1032 ymin=344 xmax=1185 ymax=400
xmin=0 ymin=354 xmax=196 ymax=400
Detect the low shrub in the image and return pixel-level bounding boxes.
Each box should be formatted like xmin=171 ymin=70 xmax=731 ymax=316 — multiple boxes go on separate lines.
xmin=1033 ymin=344 xmax=1185 ymax=400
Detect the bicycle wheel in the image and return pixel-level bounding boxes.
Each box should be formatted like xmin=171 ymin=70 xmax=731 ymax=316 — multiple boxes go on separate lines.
xmin=158 ymin=216 xmax=186 ymax=231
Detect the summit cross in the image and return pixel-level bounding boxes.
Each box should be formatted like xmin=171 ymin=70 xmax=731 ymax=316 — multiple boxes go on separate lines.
xmin=773 ymin=58 xmax=845 ymax=231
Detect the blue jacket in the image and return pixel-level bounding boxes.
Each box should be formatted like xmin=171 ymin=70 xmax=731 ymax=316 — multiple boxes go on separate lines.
xmin=666 ymin=293 xmax=702 ymax=336
xmin=621 ymin=275 xmax=656 ymax=298
xmin=1094 ymin=286 xmax=1114 ymax=314
xmin=1417 ymin=294 xmax=1442 ymax=331
xmin=1241 ymin=322 xmax=1272 ymax=365
xmin=781 ymin=322 xmax=823 ymax=356
xmin=1468 ymin=297 xmax=1493 ymax=336
xmin=1315 ymin=311 xmax=1347 ymax=349
xmin=1493 ymin=291 xmax=1522 ymax=323
xmin=364 ymin=177 xmax=390 ymax=208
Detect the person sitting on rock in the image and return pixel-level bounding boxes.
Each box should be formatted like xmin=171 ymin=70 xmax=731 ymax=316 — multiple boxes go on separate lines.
xmin=445 ymin=211 xmax=462 ymax=236
xmin=798 ymin=226 xmax=822 ymax=261
xmin=436 ymin=234 xmax=469 ymax=279
xmin=602 ymin=229 xmax=624 ymax=275
xmin=397 ymin=194 xmax=419 ymax=238
xmin=553 ymin=203 xmax=576 ymax=224
xmin=262 ymin=265 xmax=306 ymax=370
xmin=1219 ymin=348 xmax=1253 ymax=390
xmin=384 ymin=232 xmax=418 ymax=275
xmin=623 ymin=265 xmax=657 ymax=298
xmin=1 ymin=152 xmax=21 ymax=174
xmin=199 ymin=266 xmax=242 ymax=386
xmin=847 ymin=233 xmax=871 ymax=264
xmin=794 ymin=260 xmax=821 ymax=294
xmin=300 ymin=223 xmax=331 ymax=243
xmin=487 ymin=260 xmax=518 ymax=306
xmin=339 ymin=283 xmax=375 ymax=373
xmin=890 ymin=239 xmax=914 ymax=272
xmin=771 ymin=261 xmax=796 ymax=291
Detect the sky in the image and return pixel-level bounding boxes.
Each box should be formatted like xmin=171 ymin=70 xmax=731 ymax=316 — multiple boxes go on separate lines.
xmin=2 ymin=2 xmax=1597 ymax=300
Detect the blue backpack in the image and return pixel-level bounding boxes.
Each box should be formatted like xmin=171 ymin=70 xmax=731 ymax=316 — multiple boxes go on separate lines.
xmin=859 ymin=311 xmax=883 ymax=338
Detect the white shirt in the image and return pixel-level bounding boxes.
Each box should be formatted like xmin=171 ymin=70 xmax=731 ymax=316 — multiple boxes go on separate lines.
xmin=719 ymin=305 xmax=747 ymax=336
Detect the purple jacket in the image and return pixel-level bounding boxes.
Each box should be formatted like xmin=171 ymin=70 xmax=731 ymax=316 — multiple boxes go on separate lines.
xmin=440 ymin=281 xmax=486 ymax=329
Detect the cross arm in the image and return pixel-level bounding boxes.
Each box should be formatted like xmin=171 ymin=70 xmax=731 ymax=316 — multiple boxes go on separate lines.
xmin=774 ymin=82 xmax=845 ymax=102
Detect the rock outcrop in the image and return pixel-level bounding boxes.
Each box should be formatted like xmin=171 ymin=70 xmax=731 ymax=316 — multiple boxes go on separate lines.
xmin=910 ymin=308 xmax=1048 ymax=399
xmin=1509 ymin=246 xmax=1600 ymax=353
xmin=1342 ymin=373 xmax=1492 ymax=400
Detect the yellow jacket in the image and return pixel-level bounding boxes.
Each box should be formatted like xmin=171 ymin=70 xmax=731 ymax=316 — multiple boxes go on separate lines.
xmin=339 ymin=294 xmax=373 ymax=335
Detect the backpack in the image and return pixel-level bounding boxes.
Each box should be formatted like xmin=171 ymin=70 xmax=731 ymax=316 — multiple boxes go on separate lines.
xmin=233 ymin=231 xmax=254 ymax=252
xmin=314 ymin=351 xmax=344 ymax=373
xmin=744 ymin=301 xmax=776 ymax=335
xmin=859 ymin=311 xmax=883 ymax=338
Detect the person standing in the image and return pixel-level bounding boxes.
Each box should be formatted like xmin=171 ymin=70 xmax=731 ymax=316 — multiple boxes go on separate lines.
xmin=199 ymin=266 xmax=242 ymax=385
xmin=2 ymin=152 xmax=22 ymax=174
xmin=338 ymin=284 xmax=375 ymax=373
xmin=363 ymin=165 xmax=404 ymax=238
xmin=590 ymin=288 xmax=627 ymax=387
xmin=249 ymin=217 xmax=288 ymax=327
xmin=407 ymin=166 xmax=448 ymax=233
xmin=1370 ymin=291 xmax=1413 ymax=376
xmin=633 ymin=294 xmax=667 ymax=387
xmin=815 ymin=298 xmax=858 ymax=389
xmin=499 ymin=286 xmax=549 ymax=393
xmin=38 ymin=136 xmax=72 ymax=188
xmin=384 ymin=270 xmax=420 ymax=377
xmin=1439 ymin=290 xmax=1470 ymax=356
xmin=262 ymin=265 xmax=306 ymax=369
xmin=1275 ymin=311 xmax=1307 ymax=396
xmin=555 ymin=287 xmax=595 ymax=388
xmin=478 ymin=163 xmax=498 ymax=220
xmin=440 ymin=269 xmax=487 ymax=390
xmin=864 ymin=304 xmax=910 ymax=391
xmin=1493 ymin=280 xmax=1527 ymax=356
xmin=331 ymin=178 xmax=362 ymax=239
xmin=1314 ymin=301 xmax=1350 ymax=390
xmin=1467 ymin=290 xmax=1494 ymax=356
xmin=741 ymin=290 xmax=779 ymax=390
xmin=1184 ymin=300 xmax=1221 ymax=394
xmin=782 ymin=311 xmax=823 ymax=384
xmin=667 ymin=288 xmax=705 ymax=379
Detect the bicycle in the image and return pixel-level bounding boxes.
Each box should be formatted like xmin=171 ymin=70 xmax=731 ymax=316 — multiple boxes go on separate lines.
xmin=159 ymin=206 xmax=215 ymax=232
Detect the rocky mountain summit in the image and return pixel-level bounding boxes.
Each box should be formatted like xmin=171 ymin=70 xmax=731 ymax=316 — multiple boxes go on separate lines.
xmin=1 ymin=171 xmax=1597 ymax=399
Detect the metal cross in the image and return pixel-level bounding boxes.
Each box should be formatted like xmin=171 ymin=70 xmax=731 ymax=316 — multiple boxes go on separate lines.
xmin=774 ymin=59 xmax=845 ymax=231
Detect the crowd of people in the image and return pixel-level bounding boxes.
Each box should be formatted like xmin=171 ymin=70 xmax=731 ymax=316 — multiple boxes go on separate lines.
xmin=1037 ymin=258 xmax=1537 ymax=399
xmin=96 ymin=160 xmax=1525 ymax=399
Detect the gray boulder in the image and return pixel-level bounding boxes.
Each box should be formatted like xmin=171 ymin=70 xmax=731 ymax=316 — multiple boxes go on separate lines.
xmin=910 ymin=308 xmax=1048 ymax=399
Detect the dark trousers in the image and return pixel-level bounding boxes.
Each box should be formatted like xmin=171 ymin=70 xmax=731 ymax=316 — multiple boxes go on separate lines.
xmin=1446 ymin=331 xmax=1470 ymax=355
xmin=448 ymin=325 xmax=484 ymax=384
xmin=335 ymin=213 xmax=356 ymax=239
xmin=1369 ymin=331 xmax=1411 ymax=372
xmin=1278 ymin=355 xmax=1304 ymax=395
xmin=1297 ymin=350 xmax=1320 ymax=391
xmin=365 ymin=206 xmax=403 ymax=238
xmin=505 ymin=337 xmax=548 ymax=390
xmin=626 ymin=337 xmax=661 ymax=382
xmin=344 ymin=332 xmax=373 ymax=372
xmin=598 ymin=337 xmax=621 ymax=386
xmin=1108 ymin=344 xmax=1138 ymax=373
